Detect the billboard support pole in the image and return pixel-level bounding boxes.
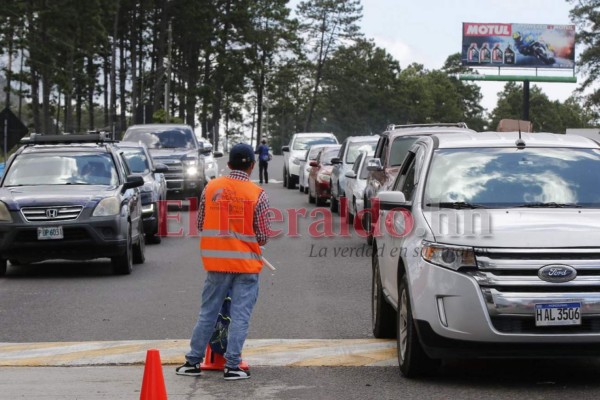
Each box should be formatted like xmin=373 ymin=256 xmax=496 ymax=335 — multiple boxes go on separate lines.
xmin=523 ymin=80 xmax=530 ymax=121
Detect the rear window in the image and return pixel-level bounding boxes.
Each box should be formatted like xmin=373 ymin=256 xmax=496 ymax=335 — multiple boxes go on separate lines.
xmin=346 ymin=141 xmax=377 ymax=163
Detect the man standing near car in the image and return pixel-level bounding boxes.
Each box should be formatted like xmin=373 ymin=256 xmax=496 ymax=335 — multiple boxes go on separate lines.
xmin=176 ymin=143 xmax=270 ymax=380
xmin=255 ymin=139 xmax=270 ymax=184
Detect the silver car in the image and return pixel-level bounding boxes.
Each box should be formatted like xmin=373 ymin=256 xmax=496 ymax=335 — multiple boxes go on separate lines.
xmin=343 ymin=151 xmax=372 ymax=226
xmin=329 ymin=136 xmax=377 ymax=214
xmin=196 ymin=136 xmax=223 ymax=185
xmin=372 ymin=131 xmax=600 ymax=377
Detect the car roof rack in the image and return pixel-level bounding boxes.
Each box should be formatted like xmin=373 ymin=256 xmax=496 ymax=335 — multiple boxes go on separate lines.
xmin=20 ymin=132 xmax=115 ymax=145
xmin=385 ymin=122 xmax=469 ymax=131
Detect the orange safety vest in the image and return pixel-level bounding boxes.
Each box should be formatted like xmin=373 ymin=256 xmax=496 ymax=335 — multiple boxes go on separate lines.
xmin=200 ymin=176 xmax=264 ymax=273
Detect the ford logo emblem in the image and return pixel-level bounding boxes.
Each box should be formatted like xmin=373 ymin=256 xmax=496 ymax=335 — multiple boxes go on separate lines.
xmin=538 ymin=264 xmax=577 ymax=283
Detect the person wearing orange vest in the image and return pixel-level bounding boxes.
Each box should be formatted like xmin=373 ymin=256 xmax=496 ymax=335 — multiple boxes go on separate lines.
xmin=176 ymin=143 xmax=271 ymax=380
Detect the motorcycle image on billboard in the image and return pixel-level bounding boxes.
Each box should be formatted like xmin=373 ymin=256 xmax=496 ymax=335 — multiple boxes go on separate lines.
xmin=461 ymin=23 xmax=575 ymax=69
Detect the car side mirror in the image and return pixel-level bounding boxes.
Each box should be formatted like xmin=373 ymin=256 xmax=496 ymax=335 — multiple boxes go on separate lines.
xmin=345 ymin=171 xmax=357 ymax=179
xmin=154 ymin=163 xmax=169 ymax=174
xmin=123 ymin=175 xmax=144 ymax=190
xmin=282 ymin=146 xmax=290 ymax=152
xmin=377 ymin=191 xmax=408 ymax=210
xmin=201 ymin=149 xmax=212 ymax=156
xmin=309 ymin=161 xmax=318 ymax=167
xmin=213 ymin=151 xmax=223 ymax=158
xmin=367 ymin=158 xmax=384 ymax=172
xmin=331 ymin=157 xmax=342 ymax=165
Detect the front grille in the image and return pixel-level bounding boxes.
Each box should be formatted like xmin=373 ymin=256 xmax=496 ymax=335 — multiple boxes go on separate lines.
xmin=21 ymin=206 xmax=83 ymax=222
xmin=158 ymin=159 xmax=184 ymax=190
xmin=492 ymin=316 xmax=600 ymax=334
xmin=472 ymin=247 xmax=600 ymax=334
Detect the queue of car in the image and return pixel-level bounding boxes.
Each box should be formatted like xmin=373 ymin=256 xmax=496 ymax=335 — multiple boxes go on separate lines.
xmin=0 ymin=125 xmax=221 ymax=277
xmin=283 ymin=124 xmax=600 ymax=378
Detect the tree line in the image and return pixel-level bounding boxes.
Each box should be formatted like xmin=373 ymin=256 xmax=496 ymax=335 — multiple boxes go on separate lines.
xmin=0 ymin=0 xmax=598 ymax=152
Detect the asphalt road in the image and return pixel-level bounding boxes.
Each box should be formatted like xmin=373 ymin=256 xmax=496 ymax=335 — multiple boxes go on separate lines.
xmin=2 ymin=155 xmax=600 ymax=399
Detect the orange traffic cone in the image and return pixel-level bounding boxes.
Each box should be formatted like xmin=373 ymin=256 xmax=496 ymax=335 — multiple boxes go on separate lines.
xmin=140 ymin=349 xmax=168 ymax=400
xmin=200 ymin=344 xmax=249 ymax=371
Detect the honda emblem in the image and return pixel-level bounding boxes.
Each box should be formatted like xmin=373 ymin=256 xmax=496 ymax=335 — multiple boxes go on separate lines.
xmin=46 ymin=209 xmax=59 ymax=218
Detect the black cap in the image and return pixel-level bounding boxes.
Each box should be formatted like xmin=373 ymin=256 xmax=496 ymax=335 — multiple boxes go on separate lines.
xmin=229 ymin=143 xmax=255 ymax=163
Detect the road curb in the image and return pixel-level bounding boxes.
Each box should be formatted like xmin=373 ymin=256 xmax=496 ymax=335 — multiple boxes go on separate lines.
xmin=0 ymin=339 xmax=397 ymax=367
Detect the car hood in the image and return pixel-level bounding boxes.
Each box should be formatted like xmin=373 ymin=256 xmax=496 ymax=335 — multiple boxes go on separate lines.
xmin=148 ymin=148 xmax=197 ymax=160
xmin=0 ymin=185 xmax=117 ymax=210
xmin=423 ymin=209 xmax=600 ymax=248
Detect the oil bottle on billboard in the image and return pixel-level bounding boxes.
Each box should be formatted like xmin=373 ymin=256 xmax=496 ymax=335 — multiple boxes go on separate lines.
xmin=491 ymin=43 xmax=503 ymax=63
xmin=467 ymin=43 xmax=479 ymax=62
xmin=504 ymin=45 xmax=515 ymax=64
xmin=479 ymin=43 xmax=491 ymax=63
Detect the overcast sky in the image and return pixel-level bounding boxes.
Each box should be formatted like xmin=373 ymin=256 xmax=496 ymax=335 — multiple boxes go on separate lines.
xmin=290 ymin=0 xmax=579 ymax=113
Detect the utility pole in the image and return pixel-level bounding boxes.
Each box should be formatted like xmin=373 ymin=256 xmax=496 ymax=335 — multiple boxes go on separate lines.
xmin=164 ymin=21 xmax=172 ymax=118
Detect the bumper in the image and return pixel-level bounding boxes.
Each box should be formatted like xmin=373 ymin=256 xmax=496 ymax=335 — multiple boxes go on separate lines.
xmin=315 ymin=181 xmax=331 ymax=199
xmin=409 ymin=259 xmax=600 ymax=356
xmin=165 ymin=180 xmax=202 ymax=199
xmin=289 ymin=162 xmax=300 ymax=178
xmin=142 ymin=203 xmax=158 ymax=235
xmin=0 ymin=216 xmax=128 ymax=262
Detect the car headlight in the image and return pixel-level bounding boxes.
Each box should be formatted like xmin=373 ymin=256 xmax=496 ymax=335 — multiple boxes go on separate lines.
xmin=93 ymin=197 xmax=120 ymax=217
xmin=292 ymin=157 xmax=301 ymax=165
xmin=183 ymin=159 xmax=197 ymax=166
xmin=0 ymin=201 xmax=12 ymax=222
xmin=317 ymin=173 xmax=330 ymax=183
xmin=186 ymin=166 xmax=198 ymax=176
xmin=421 ymin=241 xmax=476 ymax=271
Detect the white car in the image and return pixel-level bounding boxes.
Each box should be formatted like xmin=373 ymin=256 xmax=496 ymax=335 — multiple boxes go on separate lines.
xmin=343 ymin=151 xmax=372 ymax=225
xmin=372 ymin=131 xmax=600 ymax=377
xmin=299 ymin=144 xmax=340 ymax=194
xmin=282 ymin=132 xmax=338 ymax=189
xmin=196 ymin=136 xmax=223 ymax=185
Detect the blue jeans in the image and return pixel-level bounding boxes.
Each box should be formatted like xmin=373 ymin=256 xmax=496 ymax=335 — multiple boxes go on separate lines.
xmin=186 ymin=272 xmax=260 ymax=369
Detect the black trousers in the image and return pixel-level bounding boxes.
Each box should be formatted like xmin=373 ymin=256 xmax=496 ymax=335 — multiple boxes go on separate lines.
xmin=259 ymin=160 xmax=269 ymax=183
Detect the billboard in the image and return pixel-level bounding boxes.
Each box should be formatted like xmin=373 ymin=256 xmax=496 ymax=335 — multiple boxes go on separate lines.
xmin=461 ymin=23 xmax=575 ymax=69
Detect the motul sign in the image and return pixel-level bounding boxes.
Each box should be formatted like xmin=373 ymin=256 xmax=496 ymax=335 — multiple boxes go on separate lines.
xmin=464 ymin=23 xmax=512 ymax=36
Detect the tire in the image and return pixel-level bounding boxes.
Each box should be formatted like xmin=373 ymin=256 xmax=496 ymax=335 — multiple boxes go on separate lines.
xmin=299 ymin=184 xmax=304 ymax=193
xmin=112 ymin=224 xmax=133 ymax=275
xmin=287 ymin=174 xmax=296 ymax=189
xmin=330 ymin=186 xmax=339 ymax=213
xmin=283 ymin=168 xmax=288 ymax=188
xmin=304 ymin=187 xmax=308 ymax=194
xmin=372 ymin=243 xmax=396 ymax=338
xmin=133 ymin=221 xmax=146 ymax=265
xmin=146 ymin=232 xmax=162 ymax=244
xmin=316 ymin=196 xmax=326 ymax=207
xmin=364 ymin=208 xmax=373 ymax=245
xmin=397 ymin=276 xmax=440 ymax=377
xmin=0 ymin=259 xmax=6 ymax=276
xmin=308 ymin=188 xmax=316 ymax=204
xmin=9 ymin=259 xmax=21 ymax=266
xmin=347 ymin=198 xmax=355 ymax=225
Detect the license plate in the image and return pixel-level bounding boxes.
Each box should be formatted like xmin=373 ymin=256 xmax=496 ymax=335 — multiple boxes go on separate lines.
xmin=535 ymin=302 xmax=581 ymax=326
xmin=37 ymin=226 xmax=64 ymax=240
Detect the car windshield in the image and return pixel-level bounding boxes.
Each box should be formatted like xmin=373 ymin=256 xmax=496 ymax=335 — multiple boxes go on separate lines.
xmin=3 ymin=153 xmax=118 ymax=186
xmin=120 ymin=148 xmax=150 ymax=174
xmin=424 ymin=147 xmax=600 ymax=208
xmin=293 ymin=136 xmax=337 ymax=151
xmin=123 ymin=127 xmax=196 ymax=149
xmin=346 ymin=141 xmax=377 ymax=163
xmin=320 ymin=147 xmax=341 ymax=165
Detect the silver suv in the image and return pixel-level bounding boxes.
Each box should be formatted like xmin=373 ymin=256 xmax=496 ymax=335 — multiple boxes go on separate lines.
xmin=372 ymin=131 xmax=600 ymax=377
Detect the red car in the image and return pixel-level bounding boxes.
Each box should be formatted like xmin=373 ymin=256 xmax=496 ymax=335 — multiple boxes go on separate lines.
xmin=308 ymin=145 xmax=341 ymax=206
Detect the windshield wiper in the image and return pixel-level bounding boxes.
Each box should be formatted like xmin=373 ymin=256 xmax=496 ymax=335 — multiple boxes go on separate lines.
xmin=426 ymin=201 xmax=487 ymax=209
xmin=513 ymin=202 xmax=582 ymax=208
